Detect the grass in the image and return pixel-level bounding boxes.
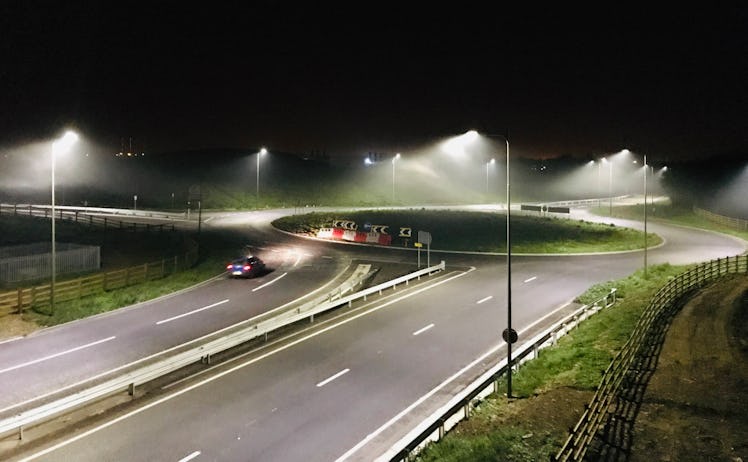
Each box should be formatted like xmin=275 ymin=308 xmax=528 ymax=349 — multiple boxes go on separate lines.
xmin=273 ymin=209 xmax=661 ymax=253
xmin=24 ymin=254 xmax=228 ymax=326
xmin=415 ymin=263 xmax=688 ymax=461
xmin=592 ymin=202 xmax=748 ymax=242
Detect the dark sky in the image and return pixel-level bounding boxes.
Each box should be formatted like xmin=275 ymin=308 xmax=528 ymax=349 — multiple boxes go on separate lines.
xmin=1 ymin=2 xmax=747 ymax=161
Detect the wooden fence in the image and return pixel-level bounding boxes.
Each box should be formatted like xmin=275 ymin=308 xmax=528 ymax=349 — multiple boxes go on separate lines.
xmin=553 ymin=254 xmax=748 ymax=461
xmin=0 ymin=242 xmax=199 ymax=315
xmin=0 ymin=204 xmax=176 ymax=232
xmin=694 ymin=206 xmax=748 ymax=231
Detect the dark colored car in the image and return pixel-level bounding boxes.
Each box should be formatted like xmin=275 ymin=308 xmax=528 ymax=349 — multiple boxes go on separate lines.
xmin=226 ymin=255 xmax=265 ymax=278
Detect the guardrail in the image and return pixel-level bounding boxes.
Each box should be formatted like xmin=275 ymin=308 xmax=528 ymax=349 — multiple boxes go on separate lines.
xmin=0 ymin=260 xmax=445 ymax=441
xmin=554 ymin=254 xmax=748 ymax=461
xmin=0 ymin=204 xmax=177 ymax=232
xmin=382 ymin=287 xmax=618 ymax=461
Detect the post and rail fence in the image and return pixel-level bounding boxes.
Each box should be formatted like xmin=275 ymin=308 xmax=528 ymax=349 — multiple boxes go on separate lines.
xmin=0 ymin=203 xmax=177 ymax=232
xmin=0 ymin=241 xmax=198 ymax=315
xmin=553 ymin=254 xmax=747 ymax=461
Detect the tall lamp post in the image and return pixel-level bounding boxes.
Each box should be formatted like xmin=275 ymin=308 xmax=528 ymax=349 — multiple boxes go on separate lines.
xmin=643 ymin=154 xmax=648 ymax=278
xmin=391 ymin=153 xmax=401 ymax=203
xmin=602 ymin=157 xmax=613 ymax=215
xmin=256 ymin=147 xmax=267 ymax=203
xmin=486 ymin=158 xmax=495 ymax=197
xmin=51 ymin=130 xmax=78 ymax=312
xmin=470 ymin=130 xmax=515 ymax=399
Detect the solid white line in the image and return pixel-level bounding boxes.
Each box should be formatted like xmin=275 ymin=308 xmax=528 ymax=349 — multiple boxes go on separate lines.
xmin=0 ymin=336 xmax=116 ymax=375
xmin=178 ymin=451 xmax=201 ymax=462
xmin=0 ymin=266 xmax=352 ymax=415
xmin=293 ymin=254 xmax=302 ymax=267
xmin=156 ymin=300 xmax=229 ymax=325
xmin=18 ymin=269 xmax=473 ymax=462
xmin=252 ymin=272 xmax=288 ymax=292
xmin=412 ymin=324 xmax=434 ymax=336
xmin=524 ymin=276 xmax=537 ymax=283
xmin=0 ymin=336 xmax=23 ymax=345
xmin=316 ymin=368 xmax=350 ymax=387
xmin=476 ymin=295 xmax=493 ymax=304
xmin=337 ymin=297 xmax=576 ymax=462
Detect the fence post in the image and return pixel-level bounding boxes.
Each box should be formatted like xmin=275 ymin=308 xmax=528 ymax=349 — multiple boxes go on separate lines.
xmin=17 ymin=288 xmax=23 ymax=314
xmin=143 ymin=263 xmax=148 ymax=282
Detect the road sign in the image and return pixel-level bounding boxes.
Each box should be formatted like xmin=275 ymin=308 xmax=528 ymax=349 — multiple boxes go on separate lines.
xmin=417 ymin=230 xmax=432 ymax=245
xmin=399 ymin=227 xmax=412 ymax=238
xmin=371 ymin=225 xmax=389 ymax=234
xmin=502 ymin=328 xmax=518 ymax=344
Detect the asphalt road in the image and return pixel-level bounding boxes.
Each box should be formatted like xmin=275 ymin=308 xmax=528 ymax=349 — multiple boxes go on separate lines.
xmin=4 ymin=205 xmax=746 ymax=461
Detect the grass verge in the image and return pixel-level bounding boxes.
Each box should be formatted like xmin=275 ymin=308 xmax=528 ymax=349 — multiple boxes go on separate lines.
xmin=273 ymin=210 xmax=661 ymax=253
xmin=415 ymin=263 xmax=687 ymax=461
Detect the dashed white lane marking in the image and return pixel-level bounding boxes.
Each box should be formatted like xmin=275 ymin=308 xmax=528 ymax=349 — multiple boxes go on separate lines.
xmin=156 ymin=300 xmax=230 ymax=325
xmin=316 ymin=368 xmax=350 ymax=387
xmin=178 ymin=451 xmax=201 ymax=462
xmin=412 ymin=324 xmax=435 ymax=336
xmin=476 ymin=295 xmax=493 ymax=304
xmin=524 ymin=276 xmax=537 ymax=283
xmin=252 ymin=272 xmax=288 ymax=292
xmin=0 ymin=336 xmax=117 ymax=375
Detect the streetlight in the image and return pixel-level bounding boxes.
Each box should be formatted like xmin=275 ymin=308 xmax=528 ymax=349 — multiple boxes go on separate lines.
xmin=467 ymin=130 xmax=515 ymax=399
xmin=51 ymin=130 xmax=78 ymax=312
xmin=643 ymin=153 xmax=648 ymax=278
xmin=486 ymin=158 xmax=495 ymax=197
xmin=256 ymin=147 xmax=267 ymax=203
xmin=601 ymin=157 xmax=613 ymax=215
xmin=392 ymin=153 xmax=400 ymax=203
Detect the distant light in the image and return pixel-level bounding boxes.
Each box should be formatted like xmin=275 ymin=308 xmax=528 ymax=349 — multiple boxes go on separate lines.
xmin=364 ymin=157 xmax=373 ymax=166
xmin=260 ymin=147 xmax=268 ymax=155
xmin=621 ymin=149 xmax=631 ymax=155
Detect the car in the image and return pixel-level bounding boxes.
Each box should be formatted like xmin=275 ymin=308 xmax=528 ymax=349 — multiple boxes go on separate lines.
xmin=226 ymin=255 xmax=265 ymax=278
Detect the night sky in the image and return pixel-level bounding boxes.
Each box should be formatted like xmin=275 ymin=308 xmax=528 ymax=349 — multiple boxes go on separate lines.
xmin=2 ymin=2 xmax=747 ymax=162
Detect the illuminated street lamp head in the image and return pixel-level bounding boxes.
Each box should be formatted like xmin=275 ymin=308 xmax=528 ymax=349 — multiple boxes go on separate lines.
xmin=259 ymin=147 xmax=267 ymax=155
xmin=53 ymin=130 xmax=78 ymax=154
xmin=489 ymin=158 xmax=495 ymax=164
xmin=392 ymin=153 xmax=401 ymax=164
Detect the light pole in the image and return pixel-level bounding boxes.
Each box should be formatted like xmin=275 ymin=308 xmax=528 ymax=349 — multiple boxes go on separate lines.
xmin=256 ymin=147 xmax=267 ymax=203
xmin=392 ymin=153 xmax=400 ymax=203
xmin=469 ymin=130 xmax=515 ymax=399
xmin=643 ymin=154 xmax=648 ymax=278
xmin=51 ymin=130 xmax=78 ymax=313
xmin=486 ymin=158 xmax=495 ymax=197
xmin=602 ymin=157 xmax=613 ymax=216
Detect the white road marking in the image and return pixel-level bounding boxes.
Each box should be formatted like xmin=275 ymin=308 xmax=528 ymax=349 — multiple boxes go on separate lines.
xmin=0 ymin=336 xmax=23 ymax=345
xmin=293 ymin=254 xmax=302 ymax=266
xmin=338 ymin=297 xmax=576 ymax=462
xmin=316 ymin=368 xmax=350 ymax=387
xmin=412 ymin=324 xmax=435 ymax=336
xmin=0 ymin=336 xmax=116 ymax=375
xmin=17 ymin=269 xmax=474 ymax=462
xmin=524 ymin=276 xmax=537 ymax=283
xmin=3 ymin=259 xmax=354 ymax=416
xmin=178 ymin=451 xmax=201 ymax=462
xmin=252 ymin=272 xmax=288 ymax=292
xmin=156 ymin=300 xmax=230 ymax=325
xmin=476 ymin=295 xmax=493 ymax=304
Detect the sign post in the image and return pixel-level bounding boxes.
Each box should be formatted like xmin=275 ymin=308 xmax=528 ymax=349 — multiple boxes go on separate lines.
xmin=417 ymin=230 xmax=432 ymax=267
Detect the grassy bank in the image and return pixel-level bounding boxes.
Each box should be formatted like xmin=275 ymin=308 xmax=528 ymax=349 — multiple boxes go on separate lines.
xmin=593 ymin=202 xmax=748 ymax=242
xmin=273 ymin=209 xmax=661 ymax=253
xmin=415 ymin=263 xmax=687 ymax=461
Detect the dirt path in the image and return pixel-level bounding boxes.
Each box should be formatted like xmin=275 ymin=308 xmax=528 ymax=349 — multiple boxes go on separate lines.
xmin=629 ymin=275 xmax=748 ymax=461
